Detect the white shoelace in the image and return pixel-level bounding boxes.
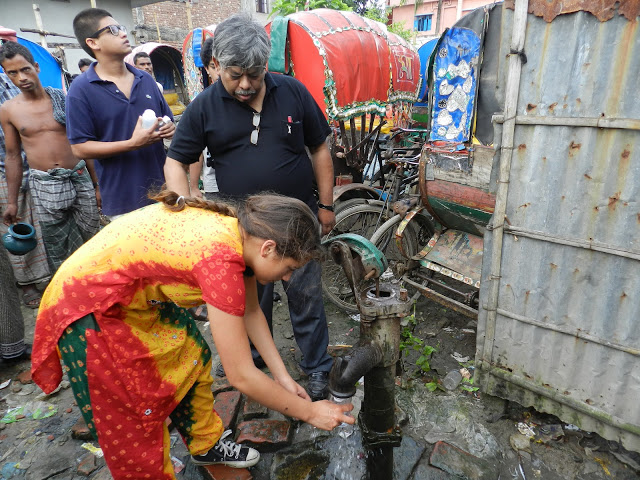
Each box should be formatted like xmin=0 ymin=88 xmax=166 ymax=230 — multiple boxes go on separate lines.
xmin=214 ymin=430 xmax=242 ymax=458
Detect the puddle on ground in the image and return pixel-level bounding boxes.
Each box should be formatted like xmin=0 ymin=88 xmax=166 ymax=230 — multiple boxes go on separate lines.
xmin=272 ymin=427 xmax=424 ymax=480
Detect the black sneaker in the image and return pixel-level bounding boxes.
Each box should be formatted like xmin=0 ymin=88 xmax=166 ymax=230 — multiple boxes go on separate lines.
xmin=307 ymin=371 xmax=329 ymax=401
xmin=191 ymin=430 xmax=260 ymax=468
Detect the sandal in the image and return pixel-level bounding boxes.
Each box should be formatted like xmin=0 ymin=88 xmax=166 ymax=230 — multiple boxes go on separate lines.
xmin=21 ymin=287 xmax=41 ymax=309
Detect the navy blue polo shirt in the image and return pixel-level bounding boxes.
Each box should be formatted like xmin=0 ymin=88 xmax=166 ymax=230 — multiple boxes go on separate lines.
xmin=66 ymin=63 xmax=172 ymax=216
xmin=167 ymin=72 xmax=330 ymax=208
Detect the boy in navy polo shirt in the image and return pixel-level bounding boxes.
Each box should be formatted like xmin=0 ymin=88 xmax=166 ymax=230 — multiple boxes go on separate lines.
xmin=66 ymin=8 xmax=175 ymax=220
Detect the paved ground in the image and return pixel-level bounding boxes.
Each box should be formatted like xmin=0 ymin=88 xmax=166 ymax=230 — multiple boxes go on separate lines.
xmin=1 ymin=287 xmax=639 ymax=479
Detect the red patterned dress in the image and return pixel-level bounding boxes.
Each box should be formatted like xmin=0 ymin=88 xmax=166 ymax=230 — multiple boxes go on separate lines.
xmin=31 ymin=203 xmax=247 ymax=479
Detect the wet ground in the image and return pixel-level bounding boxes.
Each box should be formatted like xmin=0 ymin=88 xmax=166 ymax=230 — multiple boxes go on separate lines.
xmin=1 ymin=286 xmax=639 ymax=479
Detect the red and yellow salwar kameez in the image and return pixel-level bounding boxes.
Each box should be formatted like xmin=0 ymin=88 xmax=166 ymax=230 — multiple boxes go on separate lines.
xmin=32 ymin=203 xmax=248 ymax=479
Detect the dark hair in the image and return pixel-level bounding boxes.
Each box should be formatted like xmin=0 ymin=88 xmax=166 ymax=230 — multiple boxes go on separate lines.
xmin=150 ymin=190 xmax=321 ymax=263
xmin=0 ymin=41 xmax=35 ymax=68
xmin=200 ymin=36 xmax=214 ymax=67
xmin=73 ymin=8 xmax=113 ymax=58
xmin=133 ymin=52 xmax=150 ymax=65
xmin=78 ymin=58 xmax=93 ymax=69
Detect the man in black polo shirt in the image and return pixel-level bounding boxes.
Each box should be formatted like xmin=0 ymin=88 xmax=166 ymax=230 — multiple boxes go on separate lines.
xmin=164 ymin=13 xmax=335 ymax=401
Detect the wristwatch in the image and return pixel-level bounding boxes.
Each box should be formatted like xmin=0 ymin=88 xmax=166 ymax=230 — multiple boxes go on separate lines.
xmin=317 ymin=202 xmax=334 ymax=212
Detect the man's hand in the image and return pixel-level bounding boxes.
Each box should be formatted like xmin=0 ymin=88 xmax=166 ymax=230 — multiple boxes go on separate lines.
xmin=94 ymin=186 xmax=102 ymax=210
xmin=129 ymin=116 xmax=163 ymax=149
xmin=2 ymin=204 xmax=19 ymax=226
xmin=158 ymin=118 xmax=176 ymax=139
xmin=318 ymin=208 xmax=335 ymax=236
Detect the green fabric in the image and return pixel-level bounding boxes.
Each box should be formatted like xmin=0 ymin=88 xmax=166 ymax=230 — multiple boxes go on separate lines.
xmin=268 ymin=16 xmax=290 ymax=74
xmin=59 ymin=314 xmax=101 ymax=440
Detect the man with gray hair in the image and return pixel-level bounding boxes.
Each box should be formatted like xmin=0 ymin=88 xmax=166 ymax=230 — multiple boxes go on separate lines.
xmin=164 ymin=13 xmax=335 ymax=401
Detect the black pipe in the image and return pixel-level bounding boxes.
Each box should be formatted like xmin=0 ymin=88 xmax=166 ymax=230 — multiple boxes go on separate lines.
xmin=328 ymin=343 xmax=383 ymax=399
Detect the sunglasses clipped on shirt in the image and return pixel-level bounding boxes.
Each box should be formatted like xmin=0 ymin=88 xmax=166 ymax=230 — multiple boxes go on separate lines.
xmin=250 ymin=112 xmax=261 ymax=145
xmin=90 ymin=24 xmax=127 ymax=38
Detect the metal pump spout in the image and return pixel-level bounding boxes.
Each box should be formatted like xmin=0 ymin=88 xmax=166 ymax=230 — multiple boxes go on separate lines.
xmin=328 ymin=343 xmax=383 ymax=399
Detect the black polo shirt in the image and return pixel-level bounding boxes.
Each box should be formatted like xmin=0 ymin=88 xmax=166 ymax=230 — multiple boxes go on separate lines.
xmin=168 ymin=72 xmax=330 ymax=208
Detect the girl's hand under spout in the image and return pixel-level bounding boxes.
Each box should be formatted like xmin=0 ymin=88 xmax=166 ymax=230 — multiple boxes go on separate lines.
xmin=307 ymin=400 xmax=355 ymax=431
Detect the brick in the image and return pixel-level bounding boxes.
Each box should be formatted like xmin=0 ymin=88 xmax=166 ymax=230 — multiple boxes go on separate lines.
xmin=242 ymin=397 xmax=268 ymax=420
xmin=201 ymin=464 xmax=252 ymax=480
xmin=71 ymin=416 xmax=93 ymax=440
xmin=17 ymin=370 xmax=32 ymax=384
xmin=90 ymin=467 xmax=114 ymax=480
xmin=77 ymin=452 xmax=97 ymax=476
xmin=236 ymin=420 xmax=292 ymax=452
xmin=429 ymin=441 xmax=499 ymax=480
xmin=214 ymin=390 xmax=242 ymax=430
xmin=212 ymin=377 xmax=233 ymax=395
xmin=410 ymin=460 xmax=457 ymax=479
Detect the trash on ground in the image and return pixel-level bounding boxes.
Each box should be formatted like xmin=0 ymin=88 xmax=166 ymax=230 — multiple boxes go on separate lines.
xmin=1 ymin=462 xmax=21 ymax=478
xmin=516 ymin=422 xmax=536 ymax=438
xmin=81 ymin=443 xmax=104 ymax=458
xmin=459 ymin=368 xmax=471 ymax=380
xmin=1 ymin=400 xmax=57 ymax=423
xmin=0 ymin=380 xmax=10 ymax=390
xmin=442 ymin=370 xmax=463 ymax=391
xmin=451 ymin=352 xmax=470 ymax=363
xmin=349 ymin=314 xmax=361 ymax=323
xmin=535 ymin=424 xmax=564 ymax=444
xmin=171 ymin=455 xmax=185 ymax=473
xmin=510 ymin=432 xmax=533 ymax=453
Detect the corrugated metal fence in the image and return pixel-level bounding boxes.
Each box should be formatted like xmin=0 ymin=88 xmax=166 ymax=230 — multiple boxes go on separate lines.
xmin=476 ymin=1 xmax=640 ymax=452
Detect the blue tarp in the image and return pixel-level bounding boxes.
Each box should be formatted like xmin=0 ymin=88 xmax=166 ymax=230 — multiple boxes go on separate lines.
xmin=429 ymin=28 xmax=481 ymax=143
xmin=416 ymin=39 xmax=438 ymax=107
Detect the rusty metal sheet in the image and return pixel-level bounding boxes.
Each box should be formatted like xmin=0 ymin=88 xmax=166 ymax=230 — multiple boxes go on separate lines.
xmin=475 ymin=4 xmax=640 ymax=453
xmin=504 ymin=0 xmax=640 ymax=22
xmin=422 ymin=230 xmax=483 ymax=286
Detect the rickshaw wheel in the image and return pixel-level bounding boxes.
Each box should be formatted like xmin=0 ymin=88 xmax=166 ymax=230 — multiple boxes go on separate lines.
xmin=370 ymin=211 xmax=436 ymax=304
xmin=322 ymin=204 xmax=393 ymax=313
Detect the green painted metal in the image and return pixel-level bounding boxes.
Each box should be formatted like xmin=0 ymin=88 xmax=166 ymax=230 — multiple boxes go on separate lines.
xmin=321 ymin=233 xmax=388 ymax=279
xmin=429 ymin=197 xmax=492 ymax=235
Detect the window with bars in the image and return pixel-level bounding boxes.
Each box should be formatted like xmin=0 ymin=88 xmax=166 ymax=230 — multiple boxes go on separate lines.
xmin=414 ymin=14 xmax=432 ymax=32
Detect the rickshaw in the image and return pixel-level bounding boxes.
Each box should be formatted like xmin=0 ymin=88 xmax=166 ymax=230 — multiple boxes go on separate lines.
xmin=266 ymin=9 xmax=422 ymax=187
xmin=265 ymin=9 xmax=424 ymax=309
xmin=125 ymin=43 xmax=188 ymax=116
xmin=181 ymin=26 xmax=215 ymax=102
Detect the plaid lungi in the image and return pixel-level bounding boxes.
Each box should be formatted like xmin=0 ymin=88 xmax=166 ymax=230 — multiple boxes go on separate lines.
xmin=0 ymin=243 xmax=26 ymax=359
xmin=29 ymin=160 xmax=100 ymax=273
xmin=0 ymin=174 xmax=50 ymax=285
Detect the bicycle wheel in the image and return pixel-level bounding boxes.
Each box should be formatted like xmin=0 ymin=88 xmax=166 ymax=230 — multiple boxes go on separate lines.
xmin=370 ymin=212 xmax=435 ymax=302
xmin=322 ymin=204 xmax=392 ymax=313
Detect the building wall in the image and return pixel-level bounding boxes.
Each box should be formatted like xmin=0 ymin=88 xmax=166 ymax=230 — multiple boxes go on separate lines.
xmin=0 ymin=0 xmax=135 ymax=74
xmin=133 ymin=0 xmax=271 ymax=49
xmin=388 ymin=0 xmax=495 ymax=42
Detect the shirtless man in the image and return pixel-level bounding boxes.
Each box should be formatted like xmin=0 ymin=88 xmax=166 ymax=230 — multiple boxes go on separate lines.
xmin=0 ymin=41 xmax=100 ymax=273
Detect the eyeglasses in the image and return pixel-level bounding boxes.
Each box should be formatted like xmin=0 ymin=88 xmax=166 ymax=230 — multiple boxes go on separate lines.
xmin=90 ymin=24 xmax=127 ymax=38
xmin=250 ymin=112 xmax=261 ymax=145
